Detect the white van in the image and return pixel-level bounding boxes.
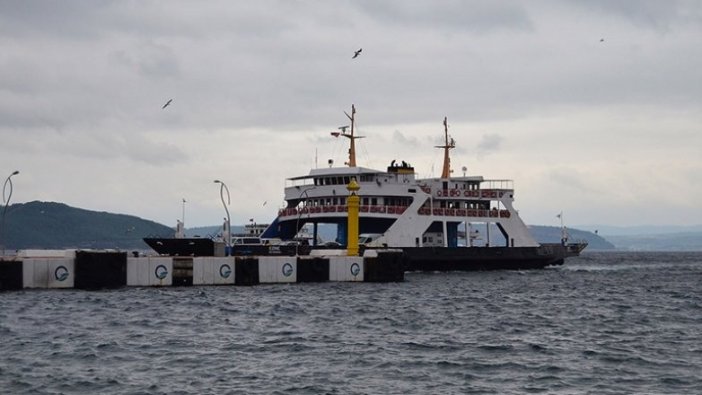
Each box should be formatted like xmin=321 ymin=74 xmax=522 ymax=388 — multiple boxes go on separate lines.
xmin=358 ymin=233 xmax=383 ymax=246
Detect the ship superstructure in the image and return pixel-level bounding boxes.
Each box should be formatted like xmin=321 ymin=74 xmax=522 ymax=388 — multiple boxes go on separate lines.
xmin=262 ymin=105 xmax=551 ymax=253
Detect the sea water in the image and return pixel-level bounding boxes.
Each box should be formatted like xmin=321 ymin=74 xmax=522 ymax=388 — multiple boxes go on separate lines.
xmin=1 ymin=251 xmax=701 ymax=394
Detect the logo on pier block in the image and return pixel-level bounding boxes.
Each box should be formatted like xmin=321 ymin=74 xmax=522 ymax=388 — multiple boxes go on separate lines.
xmin=219 ymin=264 xmax=232 ymax=279
xmin=282 ymin=262 xmax=294 ymax=277
xmin=154 ymin=264 xmax=168 ymax=280
xmin=54 ymin=265 xmax=69 ymax=282
xmin=350 ymin=263 xmax=361 ymax=276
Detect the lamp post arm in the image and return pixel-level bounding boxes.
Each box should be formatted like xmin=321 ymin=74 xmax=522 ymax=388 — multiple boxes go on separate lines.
xmin=215 ymin=180 xmax=232 ymax=253
xmin=1 ymin=171 xmax=19 ymax=257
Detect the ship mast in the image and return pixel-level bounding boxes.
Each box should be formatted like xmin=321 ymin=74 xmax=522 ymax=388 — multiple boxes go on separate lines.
xmin=331 ymin=104 xmax=364 ymax=167
xmin=435 ymin=117 xmax=455 ymax=178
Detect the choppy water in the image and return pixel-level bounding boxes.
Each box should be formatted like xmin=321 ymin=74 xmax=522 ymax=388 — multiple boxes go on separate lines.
xmin=1 ymin=251 xmax=701 ymax=394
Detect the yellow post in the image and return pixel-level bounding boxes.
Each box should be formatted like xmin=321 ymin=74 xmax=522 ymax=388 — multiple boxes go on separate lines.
xmin=346 ymin=179 xmax=360 ymax=256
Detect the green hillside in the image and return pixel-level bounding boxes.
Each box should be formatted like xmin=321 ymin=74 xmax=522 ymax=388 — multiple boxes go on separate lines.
xmin=1 ymin=201 xmax=174 ymax=250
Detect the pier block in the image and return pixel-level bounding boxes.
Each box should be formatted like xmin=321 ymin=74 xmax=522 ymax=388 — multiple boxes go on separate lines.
xmin=193 ymin=257 xmax=235 ymax=285
xmin=22 ymin=258 xmax=74 ymax=289
xmin=127 ymin=256 xmax=172 ymax=287
xmin=235 ymin=257 xmax=259 ymax=285
xmin=0 ymin=261 xmax=23 ymax=291
xmin=75 ymin=251 xmax=127 ymax=289
xmin=172 ymin=257 xmax=194 ymax=286
xmin=364 ymin=250 xmax=404 ymax=282
xmin=259 ymin=256 xmax=297 ymax=283
xmin=297 ymin=257 xmax=330 ymax=283
xmin=329 ymin=256 xmax=364 ymax=282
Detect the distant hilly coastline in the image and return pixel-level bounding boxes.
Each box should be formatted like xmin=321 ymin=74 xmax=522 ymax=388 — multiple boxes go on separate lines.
xmin=1 ymin=201 xmax=173 ymax=250
xmin=574 ymin=224 xmax=702 ymax=251
xmin=1 ymin=201 xmax=699 ymax=251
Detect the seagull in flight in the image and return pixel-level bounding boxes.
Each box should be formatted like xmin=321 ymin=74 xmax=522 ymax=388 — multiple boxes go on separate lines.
xmin=600 ymin=38 xmax=605 ymax=42
xmin=352 ymin=48 xmax=362 ymax=59
xmin=162 ymin=99 xmax=173 ymax=109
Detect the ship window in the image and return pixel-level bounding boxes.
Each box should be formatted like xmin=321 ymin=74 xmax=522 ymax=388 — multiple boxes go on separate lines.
xmin=371 ymin=198 xmax=377 ymax=205
xmin=344 ymin=176 xmax=350 ymax=185
xmin=362 ymin=197 xmax=369 ymax=205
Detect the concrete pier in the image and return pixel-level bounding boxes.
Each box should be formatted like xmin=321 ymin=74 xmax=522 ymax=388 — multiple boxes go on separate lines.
xmin=0 ymin=249 xmax=404 ymax=291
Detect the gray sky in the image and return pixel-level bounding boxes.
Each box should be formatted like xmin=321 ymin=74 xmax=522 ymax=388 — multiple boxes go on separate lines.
xmin=1 ymin=0 xmax=701 ymax=228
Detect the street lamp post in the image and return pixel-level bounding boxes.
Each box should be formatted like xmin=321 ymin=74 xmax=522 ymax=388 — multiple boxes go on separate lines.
xmin=214 ymin=180 xmax=231 ymax=255
xmin=182 ymin=198 xmax=186 ymax=226
xmin=1 ymin=170 xmax=20 ymax=257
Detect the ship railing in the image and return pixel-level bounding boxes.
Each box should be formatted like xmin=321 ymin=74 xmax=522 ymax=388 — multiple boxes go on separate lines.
xmin=480 ymin=179 xmax=513 ymax=189
xmin=416 ymin=207 xmax=512 ymax=218
xmin=277 ymin=205 xmax=512 ymax=219
xmin=433 ymin=188 xmax=512 ymax=199
xmin=277 ymin=205 xmax=409 ymax=217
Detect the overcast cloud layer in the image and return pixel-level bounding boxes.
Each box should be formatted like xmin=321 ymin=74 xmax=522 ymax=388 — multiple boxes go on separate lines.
xmin=1 ymin=0 xmax=701 ymax=228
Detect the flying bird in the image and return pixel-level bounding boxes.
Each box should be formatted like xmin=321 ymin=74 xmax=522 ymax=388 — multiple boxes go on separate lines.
xmin=352 ymin=48 xmax=362 ymax=59
xmin=162 ymin=99 xmax=173 ymax=109
xmin=600 ymin=38 xmax=604 ymax=42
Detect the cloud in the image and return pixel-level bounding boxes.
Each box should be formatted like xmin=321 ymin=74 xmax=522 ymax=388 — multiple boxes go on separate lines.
xmin=1 ymin=1 xmax=700 ymax=227
xmin=354 ymin=0 xmax=534 ymax=32
xmin=569 ymin=0 xmax=702 ymax=30
xmin=476 ymin=133 xmax=503 ymax=157
xmin=391 ymin=129 xmax=421 ymax=146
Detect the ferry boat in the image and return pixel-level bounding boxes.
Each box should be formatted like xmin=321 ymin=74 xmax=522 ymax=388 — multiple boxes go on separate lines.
xmin=258 ymin=105 xmax=587 ymax=270
xmin=145 ymin=105 xmax=586 ymax=270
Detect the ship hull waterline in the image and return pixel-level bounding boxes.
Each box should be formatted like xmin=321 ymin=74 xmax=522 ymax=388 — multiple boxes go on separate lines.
xmin=399 ymin=243 xmax=574 ymax=271
xmin=142 ymin=238 xmax=583 ymax=271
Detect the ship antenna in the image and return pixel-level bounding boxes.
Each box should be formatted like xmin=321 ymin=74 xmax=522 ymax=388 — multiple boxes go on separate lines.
xmin=435 ymin=116 xmax=455 ymax=178
xmin=331 ymin=104 xmax=365 ymax=167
